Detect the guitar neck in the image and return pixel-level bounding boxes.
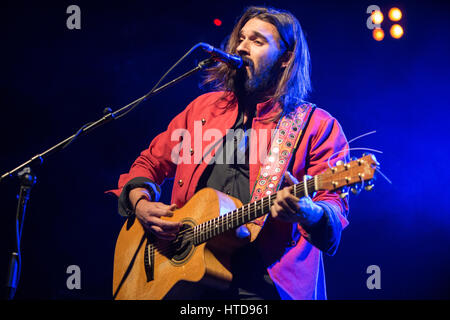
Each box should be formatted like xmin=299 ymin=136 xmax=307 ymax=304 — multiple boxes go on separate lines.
xmin=193 ymin=177 xmax=317 ymax=245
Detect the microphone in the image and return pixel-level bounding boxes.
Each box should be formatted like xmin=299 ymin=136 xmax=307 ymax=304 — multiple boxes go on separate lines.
xmin=199 ymin=43 xmax=244 ymax=69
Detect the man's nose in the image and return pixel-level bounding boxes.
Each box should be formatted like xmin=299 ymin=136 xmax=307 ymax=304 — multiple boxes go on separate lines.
xmin=236 ymin=40 xmax=250 ymax=56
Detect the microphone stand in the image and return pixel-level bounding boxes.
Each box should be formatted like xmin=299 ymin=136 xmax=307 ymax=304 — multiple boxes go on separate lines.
xmin=1 ymin=57 xmax=215 ymax=299
xmin=6 ymin=167 xmax=36 ymax=300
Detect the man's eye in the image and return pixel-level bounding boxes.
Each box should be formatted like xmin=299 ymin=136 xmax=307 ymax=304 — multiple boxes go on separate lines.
xmin=254 ymin=40 xmax=263 ymax=45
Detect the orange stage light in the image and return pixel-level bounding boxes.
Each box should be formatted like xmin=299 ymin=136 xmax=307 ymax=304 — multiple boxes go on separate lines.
xmin=390 ymin=24 xmax=404 ymax=39
xmin=371 ymin=10 xmax=384 ymax=25
xmin=388 ymin=8 xmax=402 ymax=21
xmin=373 ymin=28 xmax=385 ymax=41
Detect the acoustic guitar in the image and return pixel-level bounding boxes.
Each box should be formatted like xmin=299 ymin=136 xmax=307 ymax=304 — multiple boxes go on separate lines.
xmin=113 ymin=154 xmax=378 ymax=299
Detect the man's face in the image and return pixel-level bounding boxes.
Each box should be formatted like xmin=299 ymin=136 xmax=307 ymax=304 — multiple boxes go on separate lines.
xmin=235 ymin=18 xmax=286 ymax=95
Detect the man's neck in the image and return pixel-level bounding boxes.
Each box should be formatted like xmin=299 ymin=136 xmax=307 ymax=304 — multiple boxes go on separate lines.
xmin=237 ymin=91 xmax=272 ymax=117
xmin=238 ymin=97 xmax=256 ymax=124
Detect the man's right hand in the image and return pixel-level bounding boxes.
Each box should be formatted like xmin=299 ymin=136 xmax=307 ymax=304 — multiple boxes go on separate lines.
xmin=129 ymin=188 xmax=182 ymax=240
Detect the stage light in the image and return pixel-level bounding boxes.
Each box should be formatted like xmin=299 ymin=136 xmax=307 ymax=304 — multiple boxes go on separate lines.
xmin=371 ymin=10 xmax=384 ymax=25
xmin=372 ymin=28 xmax=385 ymax=41
xmin=213 ymin=19 xmax=222 ymax=27
xmin=388 ymin=8 xmax=402 ymax=21
xmin=390 ymin=24 xmax=404 ymax=39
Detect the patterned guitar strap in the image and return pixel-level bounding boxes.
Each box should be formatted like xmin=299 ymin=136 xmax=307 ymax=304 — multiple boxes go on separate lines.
xmin=249 ymin=102 xmax=315 ymax=228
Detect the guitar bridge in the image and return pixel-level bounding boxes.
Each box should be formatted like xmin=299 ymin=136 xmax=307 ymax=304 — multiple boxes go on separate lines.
xmin=144 ymin=239 xmax=154 ymax=282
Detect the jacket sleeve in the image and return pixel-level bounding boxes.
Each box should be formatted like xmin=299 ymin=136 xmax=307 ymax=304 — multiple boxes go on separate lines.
xmin=297 ymin=115 xmax=350 ymax=256
xmin=107 ymin=101 xmax=194 ymax=214
xmin=117 ymin=177 xmax=161 ymax=217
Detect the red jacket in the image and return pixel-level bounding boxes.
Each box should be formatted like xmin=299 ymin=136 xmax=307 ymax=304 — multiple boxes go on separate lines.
xmin=109 ymin=91 xmax=349 ymax=299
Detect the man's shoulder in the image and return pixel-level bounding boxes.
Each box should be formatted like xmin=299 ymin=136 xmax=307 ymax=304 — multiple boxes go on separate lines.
xmin=312 ymin=107 xmax=335 ymax=122
xmin=296 ymin=103 xmax=346 ymax=136
xmin=191 ymin=91 xmax=229 ymax=105
xmin=186 ymin=91 xmax=235 ymax=115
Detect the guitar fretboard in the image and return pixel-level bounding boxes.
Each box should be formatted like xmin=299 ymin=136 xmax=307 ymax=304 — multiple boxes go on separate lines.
xmin=192 ymin=177 xmax=316 ymax=245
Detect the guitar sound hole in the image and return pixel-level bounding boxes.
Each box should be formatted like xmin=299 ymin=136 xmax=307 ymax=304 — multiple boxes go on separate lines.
xmin=170 ymin=223 xmax=194 ymax=264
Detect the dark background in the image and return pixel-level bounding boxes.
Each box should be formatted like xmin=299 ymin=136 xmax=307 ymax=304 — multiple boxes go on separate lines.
xmin=0 ymin=0 xmax=449 ymax=299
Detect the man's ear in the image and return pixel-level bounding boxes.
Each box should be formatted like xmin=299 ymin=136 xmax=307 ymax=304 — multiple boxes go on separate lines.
xmin=281 ymin=51 xmax=293 ymax=68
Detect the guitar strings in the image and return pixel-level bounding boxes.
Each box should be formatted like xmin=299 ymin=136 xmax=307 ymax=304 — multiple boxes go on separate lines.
xmin=150 ymin=195 xmax=276 ymax=258
xmin=150 ymin=179 xmax=315 ymax=257
xmin=149 ymin=180 xmax=315 ymax=258
xmin=162 ymin=179 xmax=311 ymax=242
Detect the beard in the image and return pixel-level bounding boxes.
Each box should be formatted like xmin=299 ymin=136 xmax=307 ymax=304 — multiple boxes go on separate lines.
xmin=234 ymin=57 xmax=282 ymax=98
xmin=244 ymin=69 xmax=276 ymax=94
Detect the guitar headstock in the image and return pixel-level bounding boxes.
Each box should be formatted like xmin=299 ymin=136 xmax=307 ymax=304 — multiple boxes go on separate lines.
xmin=317 ymin=154 xmax=379 ymax=193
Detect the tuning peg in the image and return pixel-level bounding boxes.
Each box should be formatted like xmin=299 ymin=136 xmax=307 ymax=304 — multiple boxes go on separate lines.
xmin=351 ymin=182 xmax=363 ymax=194
xmin=363 ymin=153 xmax=380 ymax=166
xmin=336 ymin=160 xmax=344 ymax=166
xmin=339 ymin=187 xmax=349 ymax=198
xmin=364 ymin=180 xmax=374 ymax=191
xmin=340 ymin=192 xmax=349 ymax=199
xmin=370 ymin=157 xmax=380 ymax=168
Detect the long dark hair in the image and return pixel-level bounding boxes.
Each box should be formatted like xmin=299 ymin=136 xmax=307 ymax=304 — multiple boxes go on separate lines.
xmin=203 ymin=6 xmax=312 ymax=120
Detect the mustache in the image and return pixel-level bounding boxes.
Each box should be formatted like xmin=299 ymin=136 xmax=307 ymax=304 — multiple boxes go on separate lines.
xmin=240 ymin=56 xmax=253 ymax=68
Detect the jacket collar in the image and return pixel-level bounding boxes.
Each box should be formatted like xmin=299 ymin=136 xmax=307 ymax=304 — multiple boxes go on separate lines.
xmin=255 ymin=98 xmax=282 ymax=121
xmin=218 ymin=91 xmax=281 ymax=122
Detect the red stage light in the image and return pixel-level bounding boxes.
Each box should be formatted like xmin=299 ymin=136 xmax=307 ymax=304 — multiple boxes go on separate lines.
xmin=213 ymin=19 xmax=222 ymax=26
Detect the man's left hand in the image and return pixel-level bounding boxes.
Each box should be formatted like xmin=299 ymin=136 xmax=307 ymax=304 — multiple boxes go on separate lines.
xmin=270 ymin=171 xmax=324 ymax=226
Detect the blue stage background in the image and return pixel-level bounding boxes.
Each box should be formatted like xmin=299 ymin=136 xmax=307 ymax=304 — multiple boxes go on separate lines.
xmin=0 ymin=0 xmax=449 ymax=299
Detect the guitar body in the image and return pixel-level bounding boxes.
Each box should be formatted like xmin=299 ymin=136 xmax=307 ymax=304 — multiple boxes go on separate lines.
xmin=113 ymin=188 xmax=261 ymax=300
